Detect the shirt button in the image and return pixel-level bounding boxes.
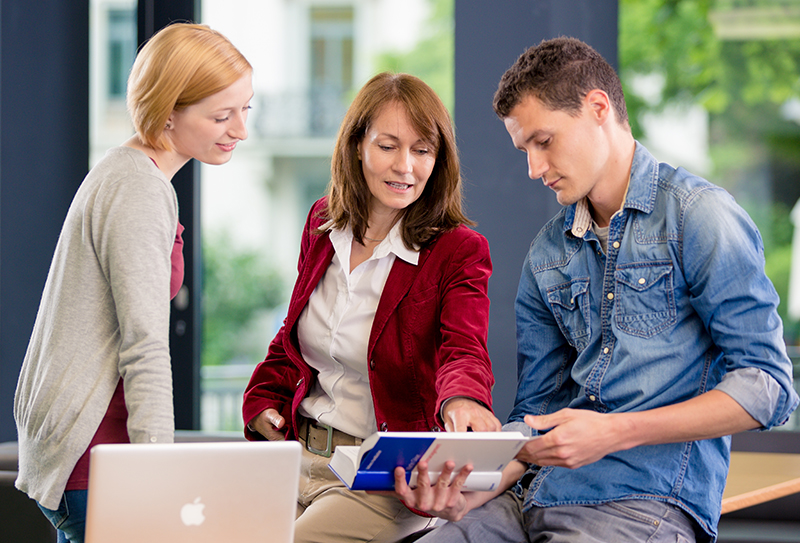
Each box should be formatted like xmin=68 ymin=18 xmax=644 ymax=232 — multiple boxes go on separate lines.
xmin=369 ymin=360 xmax=375 ymax=370
xmin=638 ymin=278 xmax=646 ymax=285
xmin=613 ymin=241 xmax=620 ymax=249
xmin=607 ymin=292 xmax=614 ymax=300
xmin=589 ymin=395 xmax=597 ymax=402
xmin=150 ymin=436 xmax=158 ymax=443
xmin=603 ymin=347 xmax=610 ymax=354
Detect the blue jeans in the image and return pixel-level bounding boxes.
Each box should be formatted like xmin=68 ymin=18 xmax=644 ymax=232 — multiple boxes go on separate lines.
xmin=418 ymin=490 xmax=697 ymax=543
xmin=37 ymin=490 xmax=88 ymax=543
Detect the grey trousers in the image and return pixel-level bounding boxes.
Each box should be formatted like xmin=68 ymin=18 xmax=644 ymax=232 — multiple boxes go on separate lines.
xmin=416 ymin=490 xmax=697 ymax=543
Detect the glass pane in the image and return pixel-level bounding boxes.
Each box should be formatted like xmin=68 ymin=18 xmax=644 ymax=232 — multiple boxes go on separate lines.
xmin=199 ymin=0 xmax=454 ymax=432
xmin=620 ymin=0 xmax=800 ymax=431
xmin=89 ymin=0 xmax=137 ymax=168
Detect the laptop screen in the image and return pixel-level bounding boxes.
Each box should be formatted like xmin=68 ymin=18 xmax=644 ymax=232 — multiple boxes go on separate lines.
xmin=85 ymin=440 xmax=300 ymax=543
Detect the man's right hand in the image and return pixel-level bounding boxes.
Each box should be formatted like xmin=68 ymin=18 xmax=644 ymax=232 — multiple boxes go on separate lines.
xmin=392 ymin=459 xmax=528 ymax=522
xmin=250 ymin=408 xmax=287 ymax=441
xmin=392 ymin=460 xmax=472 ymax=521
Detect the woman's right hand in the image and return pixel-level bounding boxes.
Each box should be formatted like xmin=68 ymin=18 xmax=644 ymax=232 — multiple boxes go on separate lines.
xmin=250 ymin=408 xmax=287 ymax=441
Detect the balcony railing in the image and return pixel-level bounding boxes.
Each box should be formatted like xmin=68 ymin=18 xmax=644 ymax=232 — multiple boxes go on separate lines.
xmin=251 ymin=87 xmax=349 ymax=139
xmin=200 ymin=350 xmax=800 ymax=433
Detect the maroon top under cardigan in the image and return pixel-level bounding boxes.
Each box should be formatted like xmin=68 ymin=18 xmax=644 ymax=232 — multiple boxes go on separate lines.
xmin=65 ymin=222 xmax=185 ymax=490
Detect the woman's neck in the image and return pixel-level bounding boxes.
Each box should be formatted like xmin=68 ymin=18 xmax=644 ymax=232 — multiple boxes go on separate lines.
xmin=122 ymin=136 xmax=189 ymax=181
xmin=365 ymin=208 xmax=401 ymax=242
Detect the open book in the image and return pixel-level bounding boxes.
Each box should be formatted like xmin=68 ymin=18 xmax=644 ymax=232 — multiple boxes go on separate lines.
xmin=328 ymin=431 xmax=530 ymax=491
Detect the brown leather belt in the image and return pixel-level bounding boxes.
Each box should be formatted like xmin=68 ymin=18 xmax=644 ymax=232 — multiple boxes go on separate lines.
xmin=298 ymin=416 xmax=363 ymax=458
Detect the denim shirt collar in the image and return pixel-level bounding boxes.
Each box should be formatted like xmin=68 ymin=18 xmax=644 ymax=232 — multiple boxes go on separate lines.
xmin=566 ymin=141 xmax=660 ymax=238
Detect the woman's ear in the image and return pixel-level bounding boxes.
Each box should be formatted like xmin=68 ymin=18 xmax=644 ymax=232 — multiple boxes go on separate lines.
xmin=165 ymin=110 xmax=177 ymax=131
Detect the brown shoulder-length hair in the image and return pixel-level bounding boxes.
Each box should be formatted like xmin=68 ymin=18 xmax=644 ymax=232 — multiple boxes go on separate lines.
xmin=320 ymin=72 xmax=473 ymax=249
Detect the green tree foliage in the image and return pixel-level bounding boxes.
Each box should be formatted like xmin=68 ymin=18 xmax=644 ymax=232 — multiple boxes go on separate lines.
xmin=202 ymin=233 xmax=284 ymax=366
xmin=620 ymin=0 xmax=800 ymax=138
xmin=373 ymin=0 xmax=454 ymax=113
xmin=620 ymin=0 xmax=800 ymax=337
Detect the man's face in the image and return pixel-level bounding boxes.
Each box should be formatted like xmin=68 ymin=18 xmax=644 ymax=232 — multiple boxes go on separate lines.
xmin=503 ymin=94 xmax=610 ymax=207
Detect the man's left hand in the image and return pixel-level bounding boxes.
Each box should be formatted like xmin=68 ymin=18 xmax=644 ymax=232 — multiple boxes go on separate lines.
xmin=519 ymin=408 xmax=620 ymax=469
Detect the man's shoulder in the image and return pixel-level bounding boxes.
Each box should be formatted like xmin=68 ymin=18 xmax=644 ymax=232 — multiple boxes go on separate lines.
xmin=645 ymin=164 xmax=738 ymax=227
xmin=530 ymin=207 xmax=570 ymax=245
xmin=524 ymin=208 xmax=575 ymax=270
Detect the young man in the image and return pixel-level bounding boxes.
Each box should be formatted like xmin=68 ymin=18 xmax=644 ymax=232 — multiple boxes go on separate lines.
xmin=395 ymin=37 xmax=799 ymax=542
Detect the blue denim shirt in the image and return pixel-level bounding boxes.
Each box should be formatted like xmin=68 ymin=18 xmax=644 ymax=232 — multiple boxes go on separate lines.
xmin=507 ymin=142 xmax=799 ymax=541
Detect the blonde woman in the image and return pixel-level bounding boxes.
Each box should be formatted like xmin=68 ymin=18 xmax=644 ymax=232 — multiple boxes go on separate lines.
xmin=14 ymin=23 xmax=252 ymax=543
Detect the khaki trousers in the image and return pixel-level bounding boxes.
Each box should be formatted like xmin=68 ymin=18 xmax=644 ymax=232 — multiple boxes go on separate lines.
xmin=294 ymin=443 xmax=435 ymax=543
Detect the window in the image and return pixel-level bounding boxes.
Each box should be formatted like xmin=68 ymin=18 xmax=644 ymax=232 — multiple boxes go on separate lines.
xmin=199 ymin=0 xmax=444 ymax=432
xmin=620 ymin=0 xmax=800 ymax=431
xmin=89 ymin=0 xmax=137 ymax=167
xmin=107 ymin=9 xmax=136 ymax=99
xmin=309 ymin=7 xmax=354 ymax=135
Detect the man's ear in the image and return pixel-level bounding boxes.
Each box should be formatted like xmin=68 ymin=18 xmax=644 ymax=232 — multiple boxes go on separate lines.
xmin=585 ymin=89 xmax=612 ymax=124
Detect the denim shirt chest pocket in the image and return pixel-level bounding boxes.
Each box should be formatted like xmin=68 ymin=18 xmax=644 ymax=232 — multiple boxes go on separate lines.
xmin=546 ymin=278 xmax=591 ymax=351
xmin=614 ymin=262 xmax=676 ymax=338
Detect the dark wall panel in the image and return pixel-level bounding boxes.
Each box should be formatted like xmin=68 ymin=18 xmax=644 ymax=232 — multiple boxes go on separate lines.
xmin=0 ymin=0 xmax=90 ymax=442
xmin=455 ymin=0 xmax=618 ymax=421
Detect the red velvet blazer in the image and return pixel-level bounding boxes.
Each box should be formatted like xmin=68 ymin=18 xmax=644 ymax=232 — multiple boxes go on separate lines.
xmin=242 ymin=198 xmax=495 ymax=441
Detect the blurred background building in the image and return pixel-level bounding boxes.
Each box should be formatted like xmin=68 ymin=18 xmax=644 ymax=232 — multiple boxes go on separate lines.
xmin=89 ymin=0 xmax=448 ymax=431
xmin=84 ymin=0 xmax=800 ymax=434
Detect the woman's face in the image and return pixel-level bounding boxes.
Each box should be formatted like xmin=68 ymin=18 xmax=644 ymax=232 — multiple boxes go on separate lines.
xmin=167 ymin=73 xmax=253 ymax=165
xmin=357 ymin=102 xmax=436 ymax=220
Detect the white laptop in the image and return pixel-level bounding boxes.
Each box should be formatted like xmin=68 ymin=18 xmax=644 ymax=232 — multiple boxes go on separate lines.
xmin=85 ymin=440 xmax=301 ymax=543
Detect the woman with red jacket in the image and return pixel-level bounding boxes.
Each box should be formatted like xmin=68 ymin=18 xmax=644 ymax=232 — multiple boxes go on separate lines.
xmin=242 ymin=72 xmax=500 ymax=543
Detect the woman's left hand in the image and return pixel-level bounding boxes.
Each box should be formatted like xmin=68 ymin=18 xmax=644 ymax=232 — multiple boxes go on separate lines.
xmin=441 ymin=397 xmax=502 ymax=432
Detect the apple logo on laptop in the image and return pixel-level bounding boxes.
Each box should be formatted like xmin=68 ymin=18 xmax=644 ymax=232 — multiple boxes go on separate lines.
xmin=180 ymin=497 xmax=206 ymax=526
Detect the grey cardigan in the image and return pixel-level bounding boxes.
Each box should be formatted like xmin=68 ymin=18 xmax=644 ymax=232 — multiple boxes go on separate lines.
xmin=14 ymin=147 xmax=178 ymax=510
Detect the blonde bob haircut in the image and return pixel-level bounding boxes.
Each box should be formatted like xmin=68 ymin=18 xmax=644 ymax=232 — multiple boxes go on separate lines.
xmin=322 ymin=72 xmax=473 ymax=249
xmin=127 ymin=23 xmax=252 ymax=150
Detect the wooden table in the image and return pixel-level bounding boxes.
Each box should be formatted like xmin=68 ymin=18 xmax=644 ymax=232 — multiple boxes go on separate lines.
xmin=721 ymin=451 xmax=800 ymax=514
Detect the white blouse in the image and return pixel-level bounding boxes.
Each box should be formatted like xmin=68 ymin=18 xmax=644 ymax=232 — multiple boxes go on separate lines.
xmin=297 ymin=221 xmax=419 ymax=439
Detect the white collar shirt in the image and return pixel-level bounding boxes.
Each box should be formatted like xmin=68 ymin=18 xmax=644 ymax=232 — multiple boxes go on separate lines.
xmin=297 ymin=220 xmax=419 ymax=438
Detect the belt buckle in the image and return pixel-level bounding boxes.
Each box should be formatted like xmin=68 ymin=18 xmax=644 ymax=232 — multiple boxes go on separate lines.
xmin=305 ymin=418 xmax=334 ymax=458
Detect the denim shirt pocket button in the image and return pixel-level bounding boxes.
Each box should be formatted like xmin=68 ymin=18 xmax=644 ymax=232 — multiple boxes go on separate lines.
xmin=547 ymin=278 xmax=591 ymax=351
xmin=614 ymin=263 xmax=677 ymax=338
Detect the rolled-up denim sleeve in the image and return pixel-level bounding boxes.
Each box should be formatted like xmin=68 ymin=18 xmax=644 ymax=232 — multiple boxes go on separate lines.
xmin=502 ymin=420 xmax=534 ymax=436
xmin=682 ymin=186 xmax=799 ymax=429
xmin=715 ymin=367 xmax=790 ymax=429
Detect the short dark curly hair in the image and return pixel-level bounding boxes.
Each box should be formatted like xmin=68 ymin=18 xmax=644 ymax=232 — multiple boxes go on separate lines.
xmin=493 ymin=36 xmax=628 ymax=127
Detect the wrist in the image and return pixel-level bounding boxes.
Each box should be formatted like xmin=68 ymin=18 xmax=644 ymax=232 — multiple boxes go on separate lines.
xmin=614 ymin=411 xmax=643 ymax=451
